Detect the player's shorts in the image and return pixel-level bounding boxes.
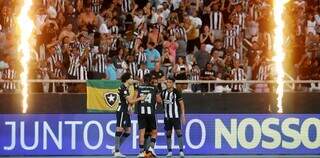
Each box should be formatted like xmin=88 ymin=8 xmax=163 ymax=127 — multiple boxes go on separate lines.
xmin=164 ymin=118 xmax=181 ymax=131
xmin=138 ymin=114 xmax=157 ymax=130
xmin=116 ymin=111 xmax=131 ymax=128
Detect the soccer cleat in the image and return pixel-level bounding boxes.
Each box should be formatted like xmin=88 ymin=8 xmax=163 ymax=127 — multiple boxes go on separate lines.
xmin=137 ymin=151 xmax=145 ymax=158
xmin=113 ymin=151 xmax=126 ymax=158
xmin=148 ymin=146 xmax=157 ymax=157
xmin=179 ymin=151 xmax=185 ymax=158
xmin=166 ymin=151 xmax=173 ymax=157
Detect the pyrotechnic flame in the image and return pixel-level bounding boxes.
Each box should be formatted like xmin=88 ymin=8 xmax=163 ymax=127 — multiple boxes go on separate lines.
xmin=17 ymin=0 xmax=33 ymax=113
xmin=273 ymin=0 xmax=289 ymax=113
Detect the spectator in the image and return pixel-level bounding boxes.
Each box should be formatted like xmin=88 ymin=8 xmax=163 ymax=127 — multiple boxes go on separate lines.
xmin=112 ymin=48 xmax=127 ymax=79
xmin=200 ymin=63 xmax=215 ymax=92
xmin=194 ymin=43 xmax=210 ymax=70
xmin=210 ymin=50 xmax=225 ymax=73
xmin=150 ymin=62 xmax=165 ymax=90
xmin=105 ymin=57 xmax=117 ymax=80
xmin=161 ymin=46 xmax=174 ymax=76
xmin=1 ymin=0 xmax=314 ymax=94
xmin=231 ymin=60 xmax=246 ymax=92
xmin=254 ymin=57 xmax=271 ymax=93
xmin=200 ymin=25 xmax=214 ymax=46
xmin=2 ymin=58 xmax=16 ymax=92
xmin=190 ymin=64 xmax=201 ymax=92
xmin=136 ymin=62 xmax=150 ymax=82
xmin=145 ymin=42 xmax=161 ymax=70
xmin=173 ymin=56 xmax=190 ymax=90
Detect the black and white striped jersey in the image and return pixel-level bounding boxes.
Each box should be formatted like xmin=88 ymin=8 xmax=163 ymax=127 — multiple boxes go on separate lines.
xmin=67 ymin=54 xmax=80 ymax=77
xmin=137 ymin=84 xmax=159 ymax=115
xmin=209 ymin=11 xmax=223 ymax=30
xmin=257 ymin=64 xmax=270 ymax=81
xmin=161 ymin=89 xmax=184 ymax=119
xmin=224 ymin=28 xmax=237 ymax=49
xmin=90 ymin=0 xmax=102 ymax=14
xmin=127 ymin=62 xmax=138 ymax=78
xmin=137 ymin=68 xmax=150 ymax=80
xmin=136 ymin=51 xmax=147 ymax=66
xmin=2 ymin=68 xmax=16 ymax=90
xmin=121 ymin=0 xmax=132 ymax=13
xmin=231 ymin=68 xmax=246 ymax=91
xmin=95 ymin=53 xmax=107 ymax=73
xmin=169 ymin=26 xmax=188 ymax=41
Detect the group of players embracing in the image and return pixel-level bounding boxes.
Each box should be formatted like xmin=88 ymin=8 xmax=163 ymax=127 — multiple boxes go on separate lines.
xmin=113 ymin=72 xmax=186 ymax=158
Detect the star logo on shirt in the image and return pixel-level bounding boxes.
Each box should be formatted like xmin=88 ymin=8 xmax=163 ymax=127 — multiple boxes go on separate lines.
xmin=104 ymin=92 xmax=118 ymax=108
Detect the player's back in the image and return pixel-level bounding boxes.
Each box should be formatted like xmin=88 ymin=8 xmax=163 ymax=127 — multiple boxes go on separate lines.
xmin=137 ymin=84 xmax=158 ymax=115
xmin=117 ymin=84 xmax=130 ymax=112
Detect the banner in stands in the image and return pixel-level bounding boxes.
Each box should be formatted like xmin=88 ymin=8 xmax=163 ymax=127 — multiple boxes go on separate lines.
xmin=86 ymin=80 xmax=135 ymax=112
xmin=0 ymin=114 xmax=319 ymax=155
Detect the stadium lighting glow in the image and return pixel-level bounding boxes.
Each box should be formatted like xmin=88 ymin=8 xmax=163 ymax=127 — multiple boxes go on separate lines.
xmin=17 ymin=0 xmax=33 ymax=113
xmin=272 ymin=0 xmax=289 ymax=113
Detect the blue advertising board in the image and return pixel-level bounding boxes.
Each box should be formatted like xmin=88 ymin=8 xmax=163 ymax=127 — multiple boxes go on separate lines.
xmin=0 ymin=114 xmax=319 ymax=155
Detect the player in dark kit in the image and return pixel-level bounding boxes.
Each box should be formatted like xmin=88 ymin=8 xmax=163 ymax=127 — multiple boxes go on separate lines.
xmin=161 ymin=77 xmax=186 ymax=158
xmin=113 ymin=72 xmax=145 ymax=158
xmin=136 ymin=73 xmax=161 ymax=158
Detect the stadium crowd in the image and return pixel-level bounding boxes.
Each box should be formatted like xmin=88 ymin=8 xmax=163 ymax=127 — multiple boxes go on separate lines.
xmin=0 ymin=0 xmax=319 ymax=93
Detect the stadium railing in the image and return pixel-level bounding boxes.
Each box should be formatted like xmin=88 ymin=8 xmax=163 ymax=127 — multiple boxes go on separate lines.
xmin=0 ymin=79 xmax=320 ymax=93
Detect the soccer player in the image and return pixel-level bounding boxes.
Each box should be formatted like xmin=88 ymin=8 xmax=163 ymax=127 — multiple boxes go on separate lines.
xmin=136 ymin=73 xmax=161 ymax=157
xmin=161 ymin=77 xmax=186 ymax=158
xmin=113 ymin=72 xmax=145 ymax=158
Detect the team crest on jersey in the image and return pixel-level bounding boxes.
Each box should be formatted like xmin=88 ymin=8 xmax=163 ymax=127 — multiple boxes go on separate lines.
xmin=104 ymin=92 xmax=118 ymax=108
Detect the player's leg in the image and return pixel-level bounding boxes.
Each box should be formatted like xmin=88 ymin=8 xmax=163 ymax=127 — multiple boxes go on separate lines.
xmin=164 ymin=118 xmax=173 ymax=157
xmin=138 ymin=115 xmax=146 ymax=157
xmin=147 ymin=115 xmax=158 ymax=156
xmin=144 ymin=131 xmax=151 ymax=151
xmin=138 ymin=128 xmax=146 ymax=157
xmin=174 ymin=118 xmax=184 ymax=157
xmin=121 ymin=113 xmax=131 ymax=146
xmin=114 ymin=112 xmax=126 ymax=157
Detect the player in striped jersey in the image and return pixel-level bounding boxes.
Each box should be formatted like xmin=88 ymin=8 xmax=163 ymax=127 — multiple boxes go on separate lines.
xmin=136 ymin=73 xmax=161 ymax=157
xmin=114 ymin=72 xmax=145 ymax=158
xmin=161 ymin=77 xmax=186 ymax=158
xmin=231 ymin=60 xmax=246 ymax=92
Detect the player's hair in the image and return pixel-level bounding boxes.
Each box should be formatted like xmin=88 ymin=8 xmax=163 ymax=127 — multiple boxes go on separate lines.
xmin=167 ymin=76 xmax=175 ymax=82
xmin=121 ymin=72 xmax=132 ymax=83
xmin=143 ymin=73 xmax=152 ymax=84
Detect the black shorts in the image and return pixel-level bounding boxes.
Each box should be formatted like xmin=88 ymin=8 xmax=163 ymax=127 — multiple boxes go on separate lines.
xmin=164 ymin=118 xmax=181 ymax=131
xmin=116 ymin=111 xmax=131 ymax=128
xmin=138 ymin=114 xmax=157 ymax=130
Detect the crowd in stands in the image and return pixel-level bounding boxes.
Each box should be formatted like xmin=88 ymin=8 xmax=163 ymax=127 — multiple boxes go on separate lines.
xmin=0 ymin=0 xmax=319 ymax=93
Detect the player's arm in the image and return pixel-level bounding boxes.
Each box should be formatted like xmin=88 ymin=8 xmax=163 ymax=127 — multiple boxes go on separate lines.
xmin=126 ymin=95 xmax=145 ymax=105
xmin=156 ymin=93 xmax=162 ymax=106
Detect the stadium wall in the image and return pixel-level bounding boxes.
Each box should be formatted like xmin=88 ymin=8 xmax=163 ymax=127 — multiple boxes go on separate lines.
xmin=0 ymin=93 xmax=320 ymax=114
